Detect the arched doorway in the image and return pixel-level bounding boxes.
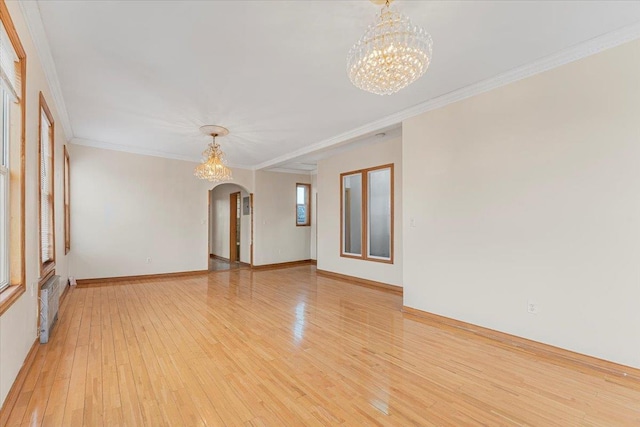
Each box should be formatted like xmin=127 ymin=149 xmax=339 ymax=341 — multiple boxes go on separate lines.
xmin=208 ymin=183 xmax=252 ymax=271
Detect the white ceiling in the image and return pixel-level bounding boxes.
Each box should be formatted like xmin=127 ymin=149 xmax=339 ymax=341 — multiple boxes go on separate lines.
xmin=28 ymin=1 xmax=640 ymax=170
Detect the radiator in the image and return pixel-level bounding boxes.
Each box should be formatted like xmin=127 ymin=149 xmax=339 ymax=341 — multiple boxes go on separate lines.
xmin=40 ymin=275 xmax=60 ymax=344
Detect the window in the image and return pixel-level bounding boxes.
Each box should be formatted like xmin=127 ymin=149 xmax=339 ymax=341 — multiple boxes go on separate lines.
xmin=341 ymin=173 xmax=362 ymax=256
xmin=63 ymin=145 xmax=70 ymax=254
xmin=39 ymin=93 xmax=55 ymax=280
xmin=341 ymin=164 xmax=393 ymax=263
xmin=0 ymin=1 xmax=26 ymax=314
xmin=0 ymin=89 xmax=8 ymax=292
xmin=296 ymin=183 xmax=310 ymax=226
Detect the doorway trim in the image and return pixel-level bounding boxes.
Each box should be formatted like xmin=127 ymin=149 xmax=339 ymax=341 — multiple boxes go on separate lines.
xmin=229 ymin=191 xmax=240 ymax=262
xmin=250 ymin=193 xmax=254 ymax=267
xmin=207 ymin=184 xmax=254 ymax=271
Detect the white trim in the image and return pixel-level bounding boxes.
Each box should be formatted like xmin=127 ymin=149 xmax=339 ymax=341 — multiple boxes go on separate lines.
xmin=71 ymin=137 xmax=253 ymax=170
xmin=255 ymin=21 xmax=640 ymax=171
xmin=72 ymin=137 xmax=199 ymax=162
xmin=18 ymin=0 xmax=74 ymax=141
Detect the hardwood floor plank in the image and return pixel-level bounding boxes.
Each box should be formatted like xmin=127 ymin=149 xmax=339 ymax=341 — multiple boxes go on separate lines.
xmin=83 ymin=291 xmax=103 ymax=426
xmin=4 ymin=266 xmax=640 ymax=426
xmin=40 ymin=378 xmax=69 ymax=427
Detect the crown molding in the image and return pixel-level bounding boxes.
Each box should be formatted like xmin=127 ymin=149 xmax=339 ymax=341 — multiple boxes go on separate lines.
xmin=255 ymin=21 xmax=640 ymax=171
xmin=72 ymin=137 xmax=199 ymax=162
xmin=71 ymin=137 xmax=253 ymax=170
xmin=263 ymin=167 xmax=314 ymax=175
xmin=19 ymin=1 xmax=74 ymax=141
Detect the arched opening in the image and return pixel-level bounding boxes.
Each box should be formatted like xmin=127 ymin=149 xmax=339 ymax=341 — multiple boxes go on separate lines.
xmin=208 ymin=183 xmax=252 ymax=271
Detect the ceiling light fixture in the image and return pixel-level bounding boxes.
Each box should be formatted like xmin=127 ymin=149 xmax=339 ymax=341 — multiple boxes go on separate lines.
xmin=347 ymin=0 xmax=433 ymax=95
xmin=194 ymin=125 xmax=233 ymax=183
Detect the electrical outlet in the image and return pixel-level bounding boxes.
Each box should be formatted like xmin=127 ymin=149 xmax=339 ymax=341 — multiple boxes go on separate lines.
xmin=410 ymin=217 xmax=416 ymax=228
xmin=527 ymin=300 xmax=538 ymax=315
xmin=146 ymin=257 xmax=152 ymax=264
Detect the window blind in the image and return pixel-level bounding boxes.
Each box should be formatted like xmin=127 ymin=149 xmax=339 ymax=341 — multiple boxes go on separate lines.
xmin=0 ymin=21 xmax=20 ymax=101
xmin=40 ymin=111 xmax=52 ymax=263
xmin=0 ymin=165 xmax=8 ymax=291
xmin=0 ymin=19 xmax=18 ymax=292
xmin=0 ymin=91 xmax=8 ymax=291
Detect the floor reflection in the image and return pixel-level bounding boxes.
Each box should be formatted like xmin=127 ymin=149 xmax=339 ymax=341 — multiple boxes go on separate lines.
xmin=293 ymin=301 xmax=306 ymax=344
xmin=209 ymin=257 xmax=246 ymax=272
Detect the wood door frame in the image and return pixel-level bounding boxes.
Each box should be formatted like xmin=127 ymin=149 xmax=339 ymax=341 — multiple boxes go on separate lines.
xmin=229 ymin=192 xmax=240 ymax=262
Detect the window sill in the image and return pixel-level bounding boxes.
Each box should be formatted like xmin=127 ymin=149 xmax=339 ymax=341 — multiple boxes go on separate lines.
xmin=340 ymin=253 xmax=394 ymax=264
xmin=0 ymin=284 xmax=25 ymax=316
xmin=39 ymin=261 xmax=56 ymax=285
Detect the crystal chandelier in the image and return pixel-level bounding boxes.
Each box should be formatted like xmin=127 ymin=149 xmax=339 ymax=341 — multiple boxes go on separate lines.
xmin=347 ymin=0 xmax=433 ymax=95
xmin=194 ymin=125 xmax=233 ymax=183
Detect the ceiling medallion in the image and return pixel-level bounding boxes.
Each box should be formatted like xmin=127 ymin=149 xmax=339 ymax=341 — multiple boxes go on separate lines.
xmin=347 ymin=0 xmax=433 ymax=95
xmin=194 ymin=125 xmax=233 ymax=183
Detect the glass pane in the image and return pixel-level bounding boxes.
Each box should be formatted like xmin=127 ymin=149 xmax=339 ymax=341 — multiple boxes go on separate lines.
xmin=342 ymin=173 xmax=362 ymax=255
xmin=0 ymin=91 xmax=8 ymax=289
xmin=368 ymin=168 xmax=391 ymax=259
xmin=40 ymin=110 xmax=52 ymax=262
xmin=0 ymin=168 xmax=8 ymax=289
xmin=0 ymin=91 xmax=6 ymax=168
xmin=296 ymin=186 xmax=306 ymax=205
xmin=296 ymin=205 xmax=307 ymax=225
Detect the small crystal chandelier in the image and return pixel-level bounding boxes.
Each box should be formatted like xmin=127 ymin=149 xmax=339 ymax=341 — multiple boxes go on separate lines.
xmin=347 ymin=0 xmax=433 ymax=95
xmin=194 ymin=125 xmax=233 ymax=183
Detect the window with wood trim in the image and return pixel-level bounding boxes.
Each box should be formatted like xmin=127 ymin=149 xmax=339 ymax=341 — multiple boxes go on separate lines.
xmin=340 ymin=164 xmax=393 ymax=263
xmin=63 ymin=145 xmax=70 ymax=254
xmin=0 ymin=0 xmax=27 ymax=314
xmin=296 ymin=183 xmax=310 ymax=226
xmin=39 ymin=93 xmax=55 ymax=279
xmin=0 ymin=80 xmax=9 ymax=293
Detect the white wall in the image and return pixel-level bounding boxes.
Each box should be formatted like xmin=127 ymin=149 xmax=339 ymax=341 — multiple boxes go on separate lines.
xmin=403 ymin=40 xmax=640 ymax=369
xmin=69 ymin=144 xmax=255 ymax=279
xmin=209 ymin=183 xmax=251 ymax=264
xmin=0 ymin=2 xmax=70 ymax=407
xmin=316 ymin=137 xmax=403 ymax=286
xmin=253 ymin=171 xmax=311 ymax=266
xmin=310 ymin=173 xmax=317 ymax=260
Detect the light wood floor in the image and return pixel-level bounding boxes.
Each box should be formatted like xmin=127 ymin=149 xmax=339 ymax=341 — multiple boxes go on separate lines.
xmin=5 ymin=266 xmax=640 ymax=426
